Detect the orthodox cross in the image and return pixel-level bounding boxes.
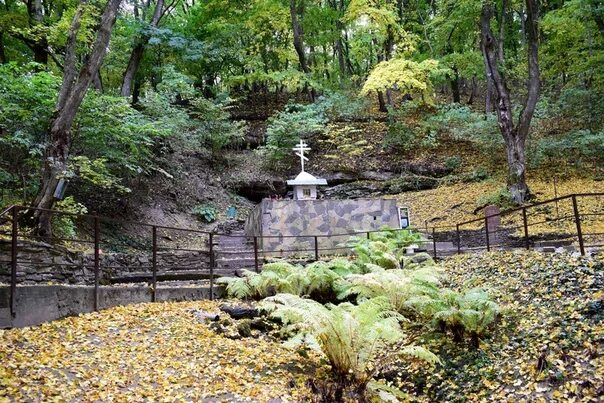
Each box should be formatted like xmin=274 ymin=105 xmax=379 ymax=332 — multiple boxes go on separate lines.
xmin=292 ymin=139 xmax=311 ymax=172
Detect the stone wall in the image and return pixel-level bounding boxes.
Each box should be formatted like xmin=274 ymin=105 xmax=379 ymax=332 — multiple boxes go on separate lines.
xmin=245 ymin=198 xmax=400 ymax=256
xmin=0 ymin=240 xmax=210 ymax=285
xmin=0 ymin=284 xmax=220 ymax=328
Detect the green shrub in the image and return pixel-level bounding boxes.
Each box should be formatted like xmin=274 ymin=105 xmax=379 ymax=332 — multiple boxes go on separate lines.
xmin=258 ymin=102 xmax=327 ymax=165
xmin=52 ymin=197 xmax=88 ymax=240
xmin=337 ymin=265 xmax=442 ymax=314
xmin=477 ymin=187 xmax=514 ymax=210
xmin=192 ymin=204 xmax=218 ymax=223
xmin=530 ymin=129 xmax=604 ymax=168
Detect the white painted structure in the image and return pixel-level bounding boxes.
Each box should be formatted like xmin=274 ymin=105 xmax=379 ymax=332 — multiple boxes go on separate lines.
xmin=287 ymin=140 xmax=327 ymax=200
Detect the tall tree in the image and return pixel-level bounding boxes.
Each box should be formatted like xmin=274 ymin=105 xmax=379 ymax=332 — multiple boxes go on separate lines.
xmin=480 ymin=0 xmax=540 ymax=204
xmin=32 ymin=0 xmax=123 ymax=236
xmin=120 ymin=0 xmax=165 ymax=98
xmin=290 ymin=0 xmax=315 ymax=101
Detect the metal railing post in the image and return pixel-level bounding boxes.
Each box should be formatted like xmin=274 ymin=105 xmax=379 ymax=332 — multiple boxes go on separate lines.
xmin=94 ymin=215 xmax=100 ymax=311
xmin=10 ymin=206 xmax=18 ymax=317
xmin=253 ymin=236 xmax=259 ymax=273
xmin=485 ymin=217 xmax=490 ymax=251
xmin=209 ymin=233 xmax=214 ymax=300
xmin=366 ymin=232 xmax=371 ymax=240
xmin=314 ymin=236 xmax=319 ymax=261
xmin=432 ymin=227 xmax=437 ymax=259
xmin=152 ymin=226 xmax=157 ymax=302
xmin=456 ymin=224 xmax=461 ymax=254
xmin=522 ymin=207 xmax=530 ymax=250
xmin=571 ymin=195 xmax=585 ymax=255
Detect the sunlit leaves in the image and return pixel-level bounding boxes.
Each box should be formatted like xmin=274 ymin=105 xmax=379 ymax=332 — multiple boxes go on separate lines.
xmin=361 ymin=58 xmax=447 ymax=104
xmin=0 ymin=300 xmax=319 ymax=401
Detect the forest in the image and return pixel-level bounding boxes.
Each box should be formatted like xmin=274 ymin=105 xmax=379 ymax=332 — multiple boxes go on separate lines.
xmin=1 ymin=1 xmax=604 ymax=401
xmin=0 ymin=0 xmax=603 ymax=235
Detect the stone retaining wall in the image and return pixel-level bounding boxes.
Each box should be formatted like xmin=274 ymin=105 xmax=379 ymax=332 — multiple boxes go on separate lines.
xmin=0 ymin=284 xmax=220 ymax=328
xmin=0 ymin=240 xmax=211 ymax=284
xmin=245 ymin=198 xmax=400 ymax=255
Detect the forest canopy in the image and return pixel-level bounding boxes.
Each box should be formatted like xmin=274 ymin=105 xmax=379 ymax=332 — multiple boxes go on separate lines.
xmin=0 ymin=0 xmax=603 ymax=233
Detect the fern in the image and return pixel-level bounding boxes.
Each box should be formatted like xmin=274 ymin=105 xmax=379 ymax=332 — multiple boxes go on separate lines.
xmin=338 ymin=266 xmax=442 ymax=313
xmin=407 ymin=287 xmax=500 ymax=347
xmin=260 ymin=294 xmax=439 ymax=391
xmin=217 ymin=260 xmax=349 ymax=302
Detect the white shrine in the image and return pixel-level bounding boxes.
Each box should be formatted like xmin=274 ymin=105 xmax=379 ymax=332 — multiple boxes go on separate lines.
xmin=286 ymin=140 xmax=327 ymax=200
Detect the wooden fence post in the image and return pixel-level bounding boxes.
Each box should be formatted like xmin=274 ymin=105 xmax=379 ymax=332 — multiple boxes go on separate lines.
xmin=94 ymin=215 xmax=100 ymax=311
xmin=209 ymin=233 xmax=214 ymax=301
xmin=456 ymin=224 xmax=461 ymax=254
xmin=571 ymin=195 xmax=585 ymax=255
xmin=152 ymin=226 xmax=157 ymax=302
xmin=253 ymin=236 xmax=259 ymax=272
xmin=314 ymin=236 xmax=319 ymax=261
xmin=10 ymin=206 xmax=18 ymax=317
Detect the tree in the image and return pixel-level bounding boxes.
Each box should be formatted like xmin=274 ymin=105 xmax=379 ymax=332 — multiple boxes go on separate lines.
xmin=480 ymin=0 xmax=540 ymax=204
xmin=361 ymin=57 xmax=445 ymax=105
xmin=32 ymin=0 xmax=123 ymax=236
xmin=120 ymin=0 xmax=166 ymax=98
xmin=290 ymin=0 xmax=315 ymax=101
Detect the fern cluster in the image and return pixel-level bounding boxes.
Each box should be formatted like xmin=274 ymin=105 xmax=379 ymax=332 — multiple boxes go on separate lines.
xmin=260 ymin=294 xmax=440 ymax=398
xmin=407 ymin=288 xmax=500 ymax=347
xmin=338 ymin=264 xmax=442 ymax=314
xmin=346 ymin=227 xmax=427 ymax=272
xmin=216 ymin=259 xmax=361 ymax=302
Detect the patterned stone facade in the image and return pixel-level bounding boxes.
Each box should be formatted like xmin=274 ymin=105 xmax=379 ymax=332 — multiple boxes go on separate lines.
xmin=245 ymin=198 xmax=400 ymax=256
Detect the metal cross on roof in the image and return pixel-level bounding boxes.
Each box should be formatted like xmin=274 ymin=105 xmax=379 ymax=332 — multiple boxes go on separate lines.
xmin=292 ymin=139 xmax=311 ymax=172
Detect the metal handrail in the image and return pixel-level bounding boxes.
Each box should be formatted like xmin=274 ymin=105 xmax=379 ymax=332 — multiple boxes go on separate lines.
xmin=3 ymin=192 xmax=603 ymax=239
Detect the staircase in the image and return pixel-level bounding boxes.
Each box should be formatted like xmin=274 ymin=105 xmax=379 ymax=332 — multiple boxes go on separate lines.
xmin=213 ymin=230 xmax=258 ymax=276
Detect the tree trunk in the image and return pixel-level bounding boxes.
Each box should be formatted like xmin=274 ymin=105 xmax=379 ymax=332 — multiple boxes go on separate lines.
xmin=451 ymin=67 xmax=461 ymax=103
xmin=290 ymin=0 xmax=309 ymax=74
xmin=505 ymin=133 xmax=528 ymax=203
xmin=377 ymin=91 xmax=387 ymax=112
xmin=480 ymin=0 xmax=539 ymax=204
xmin=467 ymin=75 xmax=477 ymax=105
xmin=0 ymin=32 xmax=6 ymax=63
xmin=33 ymin=0 xmax=122 ymax=236
xmin=120 ymin=0 xmax=164 ymax=97
xmin=27 ymin=0 xmax=49 ymax=64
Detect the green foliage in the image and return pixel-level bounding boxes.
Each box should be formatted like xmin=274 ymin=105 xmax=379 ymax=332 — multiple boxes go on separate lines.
xmin=477 ymin=187 xmax=514 ymax=210
xmin=190 ymin=97 xmax=246 ymax=156
xmin=261 ymin=294 xmax=439 ymax=390
xmin=217 ymin=259 xmax=360 ymax=302
xmin=76 ymin=93 xmax=169 ymax=180
xmin=258 ymin=102 xmax=327 ymax=165
xmin=0 ymin=64 xmax=60 ymax=199
xmin=321 ymin=125 xmax=371 ymax=172
xmin=337 ymin=265 xmax=442 ymax=313
xmin=51 ymin=197 xmax=88 ymax=240
xmin=531 ymin=129 xmax=604 ymax=168
xmin=347 ymin=227 xmax=426 ymax=271
xmin=362 ymin=58 xmax=447 ymax=104
xmin=192 ymin=204 xmax=218 ymax=223
xmin=407 ymin=288 xmax=500 ymax=348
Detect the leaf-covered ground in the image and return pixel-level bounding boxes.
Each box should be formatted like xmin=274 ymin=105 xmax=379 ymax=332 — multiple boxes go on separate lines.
xmin=0 ymin=301 xmax=320 ymax=401
xmin=390 ymin=178 xmax=604 ymax=237
xmin=391 ymin=251 xmax=604 ymax=401
xmin=1 ymin=252 xmax=602 ymax=402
